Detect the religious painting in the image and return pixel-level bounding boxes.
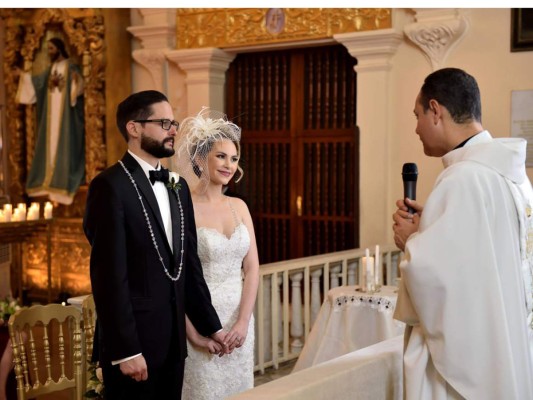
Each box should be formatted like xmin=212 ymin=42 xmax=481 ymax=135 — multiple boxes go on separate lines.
xmin=511 ymin=8 xmax=533 ymax=52
xmin=1 ymin=8 xmax=107 ymax=208
xmin=17 ymin=29 xmax=86 ymax=206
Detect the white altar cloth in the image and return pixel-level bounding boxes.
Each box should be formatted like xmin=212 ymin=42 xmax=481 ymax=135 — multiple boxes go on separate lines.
xmin=293 ymin=285 xmax=405 ymax=372
xmin=228 ymin=334 xmax=404 ymax=400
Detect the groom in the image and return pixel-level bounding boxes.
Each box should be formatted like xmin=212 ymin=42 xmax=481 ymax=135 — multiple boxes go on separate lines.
xmin=83 ymin=90 xmax=227 ymax=399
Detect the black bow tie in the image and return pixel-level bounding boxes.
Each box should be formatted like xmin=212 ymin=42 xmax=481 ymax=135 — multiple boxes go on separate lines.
xmin=149 ymin=168 xmax=169 ymax=185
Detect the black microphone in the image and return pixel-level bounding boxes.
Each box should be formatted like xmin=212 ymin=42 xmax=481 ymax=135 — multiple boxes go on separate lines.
xmin=402 ymin=163 xmax=418 ymax=214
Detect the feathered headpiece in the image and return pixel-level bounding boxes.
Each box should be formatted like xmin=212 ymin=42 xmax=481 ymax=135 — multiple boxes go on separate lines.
xmin=174 ymin=107 xmax=242 ymax=192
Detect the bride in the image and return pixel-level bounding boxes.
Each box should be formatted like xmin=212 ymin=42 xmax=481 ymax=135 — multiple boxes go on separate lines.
xmin=175 ymin=108 xmax=260 ymax=399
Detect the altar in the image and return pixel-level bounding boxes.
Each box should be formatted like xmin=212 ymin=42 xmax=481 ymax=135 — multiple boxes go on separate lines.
xmin=0 ymin=219 xmax=53 ymax=302
xmin=293 ymin=285 xmax=405 ymax=372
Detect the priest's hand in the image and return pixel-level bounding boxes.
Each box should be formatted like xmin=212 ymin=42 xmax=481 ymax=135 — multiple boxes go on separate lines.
xmin=392 ymin=198 xmax=422 ymax=251
xmin=395 ymin=198 xmax=423 ymax=219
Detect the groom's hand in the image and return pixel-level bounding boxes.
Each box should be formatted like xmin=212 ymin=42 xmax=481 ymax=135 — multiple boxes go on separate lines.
xmin=119 ymin=355 xmax=148 ymax=381
xmin=211 ymin=330 xmax=232 ymax=356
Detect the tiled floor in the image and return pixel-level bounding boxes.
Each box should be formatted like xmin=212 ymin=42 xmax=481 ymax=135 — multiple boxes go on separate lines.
xmin=31 ymin=359 xmax=298 ymax=399
xmin=254 ymin=358 xmax=297 ymax=386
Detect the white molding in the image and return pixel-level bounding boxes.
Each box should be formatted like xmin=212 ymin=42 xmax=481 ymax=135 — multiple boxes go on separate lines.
xmin=131 ymin=49 xmax=167 ymax=92
xmin=403 ymin=8 xmax=469 ymax=70
xmin=334 ymin=28 xmax=404 ymax=72
xmin=166 ymin=48 xmax=235 ymax=86
xmin=166 ymin=48 xmax=236 ymax=114
xmin=127 ymin=25 xmax=176 ymax=49
xmin=223 ymin=38 xmax=336 ymax=54
xmin=136 ymin=8 xmax=176 ymax=29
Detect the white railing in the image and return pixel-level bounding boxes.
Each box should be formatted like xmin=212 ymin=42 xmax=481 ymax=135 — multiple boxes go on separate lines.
xmin=253 ymin=244 xmax=402 ymax=373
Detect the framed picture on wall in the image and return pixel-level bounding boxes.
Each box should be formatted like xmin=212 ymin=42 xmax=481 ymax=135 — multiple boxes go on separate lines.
xmin=511 ymin=8 xmax=533 ymax=52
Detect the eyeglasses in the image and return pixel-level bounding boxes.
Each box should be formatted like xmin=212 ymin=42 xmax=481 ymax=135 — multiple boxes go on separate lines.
xmin=133 ymin=119 xmax=179 ymax=131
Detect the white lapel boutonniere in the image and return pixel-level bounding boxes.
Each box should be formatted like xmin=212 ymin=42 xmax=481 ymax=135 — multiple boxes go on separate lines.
xmin=166 ymin=171 xmax=181 ymax=192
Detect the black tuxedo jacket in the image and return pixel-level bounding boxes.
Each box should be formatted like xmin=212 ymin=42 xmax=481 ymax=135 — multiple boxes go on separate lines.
xmin=83 ymin=152 xmax=221 ymax=368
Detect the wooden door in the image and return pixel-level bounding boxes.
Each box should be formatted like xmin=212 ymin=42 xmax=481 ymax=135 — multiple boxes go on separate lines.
xmin=226 ymin=45 xmax=359 ymax=264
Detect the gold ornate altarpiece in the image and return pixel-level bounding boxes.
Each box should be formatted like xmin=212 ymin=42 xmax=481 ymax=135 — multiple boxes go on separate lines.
xmin=0 ymin=9 xmax=130 ymax=302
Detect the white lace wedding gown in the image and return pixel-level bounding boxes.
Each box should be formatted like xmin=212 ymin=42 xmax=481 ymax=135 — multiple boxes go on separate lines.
xmin=182 ymin=215 xmax=254 ymax=399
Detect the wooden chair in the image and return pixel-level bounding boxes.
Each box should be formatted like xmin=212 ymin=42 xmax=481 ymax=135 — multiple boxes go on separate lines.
xmin=8 ymin=303 xmax=83 ymax=400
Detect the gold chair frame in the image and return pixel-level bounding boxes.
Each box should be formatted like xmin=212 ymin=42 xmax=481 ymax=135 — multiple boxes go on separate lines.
xmin=8 ymin=304 xmax=83 ymax=400
xmin=81 ymin=294 xmax=95 ymax=363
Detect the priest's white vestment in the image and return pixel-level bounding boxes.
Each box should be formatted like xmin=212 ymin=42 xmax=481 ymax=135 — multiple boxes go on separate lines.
xmin=394 ymin=131 xmax=533 ymax=400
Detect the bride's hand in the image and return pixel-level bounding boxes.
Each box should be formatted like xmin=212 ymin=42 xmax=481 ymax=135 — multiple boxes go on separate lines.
xmin=227 ymin=320 xmax=248 ymax=350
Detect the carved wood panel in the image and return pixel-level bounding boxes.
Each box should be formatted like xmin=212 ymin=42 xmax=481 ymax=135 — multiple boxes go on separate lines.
xmin=227 ymin=44 xmax=359 ymax=263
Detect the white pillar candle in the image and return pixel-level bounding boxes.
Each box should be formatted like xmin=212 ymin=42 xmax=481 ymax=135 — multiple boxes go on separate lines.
xmin=366 ymin=256 xmax=374 ymax=292
xmin=361 ymin=248 xmax=369 ymax=290
xmin=0 ymin=210 xmax=4 ymax=222
xmin=17 ymin=203 xmax=26 ymax=221
xmin=375 ymin=244 xmax=381 ymax=288
xmin=3 ymin=204 xmax=12 ymax=222
xmin=31 ymin=202 xmax=40 ymax=219
xmin=44 ymin=202 xmax=53 ymax=219
xmin=362 ymin=248 xmax=374 ymax=292
xmin=27 ymin=203 xmax=37 ymax=220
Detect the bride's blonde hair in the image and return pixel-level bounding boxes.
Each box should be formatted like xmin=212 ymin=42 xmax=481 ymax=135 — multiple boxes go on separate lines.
xmin=175 ymin=107 xmax=244 ymax=192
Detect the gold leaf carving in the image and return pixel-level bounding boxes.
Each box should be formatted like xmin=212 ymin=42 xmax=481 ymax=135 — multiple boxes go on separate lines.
xmin=23 ymin=219 xmax=91 ymax=298
xmin=2 ymin=12 xmax=26 ymax=202
xmin=176 ymin=8 xmax=392 ymax=49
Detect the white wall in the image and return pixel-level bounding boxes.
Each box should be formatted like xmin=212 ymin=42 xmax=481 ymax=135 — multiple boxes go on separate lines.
xmin=385 ymin=8 xmax=533 ymax=245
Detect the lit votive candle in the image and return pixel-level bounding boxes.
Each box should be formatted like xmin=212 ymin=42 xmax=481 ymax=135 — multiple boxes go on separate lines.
xmin=27 ymin=203 xmax=40 ymax=220
xmin=17 ymin=203 xmax=26 ymax=221
xmin=31 ymin=202 xmax=40 ymax=220
xmin=3 ymin=204 xmax=12 ymax=222
xmin=44 ymin=202 xmax=53 ymax=219
xmin=12 ymin=209 xmax=21 ymax=222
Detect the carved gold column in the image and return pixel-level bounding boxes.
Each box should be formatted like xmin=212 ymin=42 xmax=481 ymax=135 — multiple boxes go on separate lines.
xmin=2 ymin=11 xmax=25 ymax=203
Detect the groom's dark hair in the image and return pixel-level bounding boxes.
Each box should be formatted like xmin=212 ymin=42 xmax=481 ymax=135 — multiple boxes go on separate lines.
xmin=116 ymin=90 xmax=169 ymax=141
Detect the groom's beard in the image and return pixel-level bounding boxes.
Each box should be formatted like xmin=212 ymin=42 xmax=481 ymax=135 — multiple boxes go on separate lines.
xmin=141 ymin=134 xmax=175 ymax=159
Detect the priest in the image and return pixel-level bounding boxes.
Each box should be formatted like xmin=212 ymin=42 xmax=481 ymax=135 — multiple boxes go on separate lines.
xmin=392 ymin=68 xmax=533 ymax=399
